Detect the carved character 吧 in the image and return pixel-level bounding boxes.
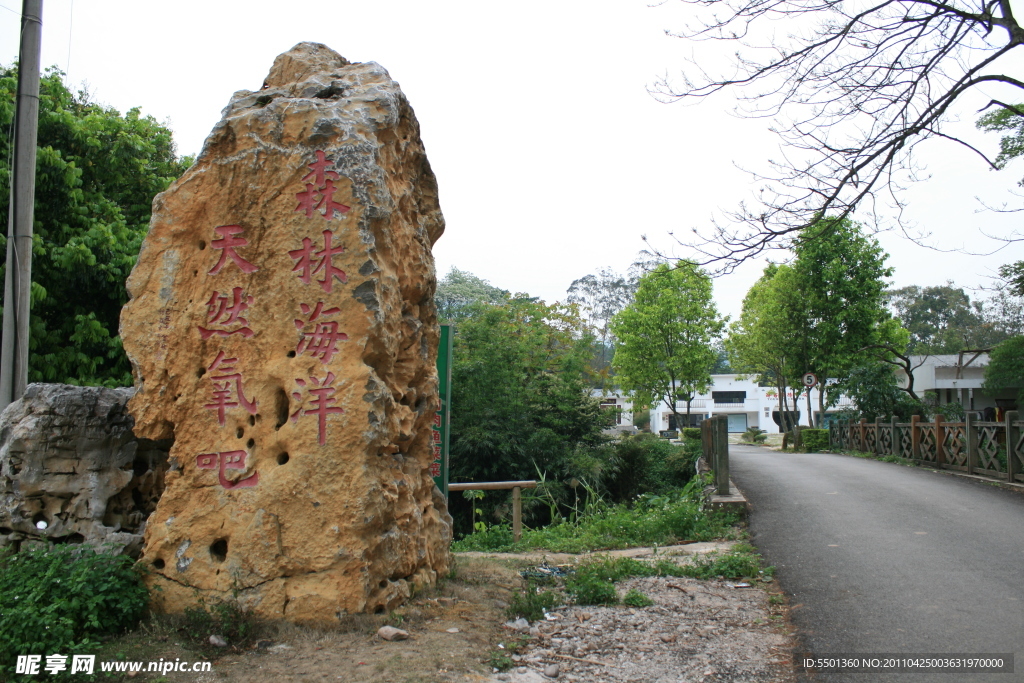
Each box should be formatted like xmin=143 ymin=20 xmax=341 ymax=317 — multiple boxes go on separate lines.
xmin=196 ymin=451 xmax=259 ymax=489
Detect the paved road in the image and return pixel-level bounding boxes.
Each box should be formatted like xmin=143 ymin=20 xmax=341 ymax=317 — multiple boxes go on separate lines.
xmin=730 ymin=444 xmax=1024 ymax=683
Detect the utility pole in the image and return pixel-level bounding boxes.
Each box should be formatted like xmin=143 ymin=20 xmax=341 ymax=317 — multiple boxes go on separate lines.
xmin=0 ymin=0 xmax=43 ymax=413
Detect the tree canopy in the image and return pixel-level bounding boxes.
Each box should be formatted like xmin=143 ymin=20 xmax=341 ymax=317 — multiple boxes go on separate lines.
xmin=983 ymin=335 xmax=1024 ymax=407
xmin=448 ymin=295 xmax=606 ymax=485
xmin=0 ymin=66 xmax=191 ymax=386
xmin=655 ymin=0 xmax=1024 ymax=270
xmin=435 ymin=266 xmax=510 ymax=321
xmin=610 ymin=262 xmax=724 ymax=428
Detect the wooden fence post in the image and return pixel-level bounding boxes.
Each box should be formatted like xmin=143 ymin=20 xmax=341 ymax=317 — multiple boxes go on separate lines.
xmin=717 ymin=416 xmax=730 ymax=496
xmin=965 ymin=412 xmax=978 ymax=475
xmin=1007 ymin=410 xmax=1020 ymax=484
xmin=935 ymin=414 xmax=946 ymax=467
xmin=874 ymin=416 xmax=882 ymax=456
xmin=859 ymin=418 xmax=867 ymax=452
xmin=891 ymin=416 xmax=898 ymax=457
xmin=911 ymin=414 xmax=921 ymax=461
xmin=512 ymin=486 xmax=522 ymax=542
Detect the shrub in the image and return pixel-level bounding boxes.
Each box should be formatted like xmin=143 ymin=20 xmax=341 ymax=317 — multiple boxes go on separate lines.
xmin=622 ymin=589 xmax=654 ymax=607
xmin=681 ymin=427 xmax=702 ymax=441
xmin=506 ymin=584 xmax=560 ymax=622
xmin=741 ymin=427 xmax=767 ymax=444
xmin=182 ymin=594 xmax=258 ymax=646
xmin=0 ymin=544 xmax=149 ymax=673
xmin=680 ymin=544 xmax=774 ymax=581
xmin=802 ymin=429 xmax=830 ymax=452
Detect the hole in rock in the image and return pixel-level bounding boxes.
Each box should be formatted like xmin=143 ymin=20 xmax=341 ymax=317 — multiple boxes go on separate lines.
xmin=153 ymin=558 xmax=165 ymax=570
xmin=236 ymin=427 xmax=244 ymax=439
xmin=54 ymin=533 xmax=85 ymax=544
xmin=287 ymin=350 xmax=296 ymax=358
xmin=274 ymin=388 xmax=289 ymax=430
xmin=32 ymin=513 xmax=47 ymax=530
xmin=196 ymin=367 xmax=206 ymax=378
xmin=247 ymin=438 xmax=255 ymax=448
xmin=379 ymin=580 xmax=387 ymax=589
xmin=132 ymin=458 xmax=149 ymax=476
xmin=0 ymin=527 xmax=12 ymax=534
xmin=198 ymin=240 xmax=206 ymax=250
xmin=277 ymin=452 xmax=289 ymax=466
xmin=249 ymin=415 xmax=256 ymax=426
xmin=210 ymin=539 xmax=228 ymax=563
xmin=193 ymin=270 xmax=198 ymax=277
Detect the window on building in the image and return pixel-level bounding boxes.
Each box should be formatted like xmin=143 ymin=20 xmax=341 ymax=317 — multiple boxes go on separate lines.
xmin=600 ymin=398 xmax=621 ymax=425
xmin=712 ymin=391 xmax=746 ymax=404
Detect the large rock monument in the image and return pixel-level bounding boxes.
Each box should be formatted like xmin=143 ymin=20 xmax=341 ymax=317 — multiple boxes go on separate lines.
xmin=120 ymin=43 xmax=451 ymax=622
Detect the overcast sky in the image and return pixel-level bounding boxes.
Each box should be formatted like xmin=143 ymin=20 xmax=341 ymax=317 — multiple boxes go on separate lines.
xmin=3 ymin=0 xmax=1022 ymax=321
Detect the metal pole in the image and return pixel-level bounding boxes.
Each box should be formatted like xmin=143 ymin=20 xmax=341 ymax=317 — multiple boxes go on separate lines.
xmin=0 ymin=0 xmax=43 ymax=412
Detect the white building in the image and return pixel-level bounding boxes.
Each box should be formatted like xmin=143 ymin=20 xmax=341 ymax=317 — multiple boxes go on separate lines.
xmin=895 ymin=352 xmax=1015 ymax=417
xmin=647 ymin=374 xmax=855 ymax=434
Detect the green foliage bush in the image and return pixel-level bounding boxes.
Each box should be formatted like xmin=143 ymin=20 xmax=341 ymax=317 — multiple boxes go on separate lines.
xmin=741 ymin=427 xmax=768 ymax=444
xmin=453 ymin=480 xmax=737 ymax=553
xmin=622 ymin=589 xmax=654 ymax=608
xmin=506 ymin=584 xmax=560 ymax=622
xmin=0 ymin=544 xmax=149 ymax=671
xmin=801 ymin=429 xmax=830 ymax=452
xmin=679 ymin=544 xmax=773 ymax=581
xmin=681 ymin=427 xmax=702 ymax=441
xmin=182 ymin=595 xmax=257 ymax=646
xmin=1 ymin=66 xmax=191 ymax=386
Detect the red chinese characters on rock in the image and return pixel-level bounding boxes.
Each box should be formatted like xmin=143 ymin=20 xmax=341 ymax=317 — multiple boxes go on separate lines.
xmin=198 ymin=287 xmax=255 ymax=339
xmin=204 ymin=351 xmax=258 ymax=426
xmin=291 ymin=372 xmax=344 ymax=446
xmin=430 ymin=413 xmax=442 ymax=477
xmin=196 ymin=451 xmax=259 ymax=489
xmin=289 ymin=230 xmax=348 ymax=293
xmin=294 ymin=302 xmax=348 ymax=364
xmin=295 ymin=150 xmax=351 ymax=220
xmin=208 ymin=225 xmax=259 ymax=275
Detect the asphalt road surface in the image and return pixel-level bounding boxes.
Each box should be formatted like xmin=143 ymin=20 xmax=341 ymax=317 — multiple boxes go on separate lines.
xmin=730 ymin=444 xmax=1024 ymax=683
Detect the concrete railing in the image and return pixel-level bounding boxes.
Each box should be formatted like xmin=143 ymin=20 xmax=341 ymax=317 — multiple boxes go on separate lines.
xmin=448 ymin=480 xmax=538 ymax=542
xmin=829 ymin=411 xmax=1023 ymax=484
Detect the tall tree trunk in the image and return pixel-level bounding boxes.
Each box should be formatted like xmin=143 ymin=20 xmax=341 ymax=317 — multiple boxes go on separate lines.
xmin=806 ymin=388 xmax=814 ymax=427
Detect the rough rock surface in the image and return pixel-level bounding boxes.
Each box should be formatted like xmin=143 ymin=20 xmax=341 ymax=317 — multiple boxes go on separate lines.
xmin=0 ymin=383 xmax=170 ymax=555
xmin=119 ymin=42 xmax=451 ymax=622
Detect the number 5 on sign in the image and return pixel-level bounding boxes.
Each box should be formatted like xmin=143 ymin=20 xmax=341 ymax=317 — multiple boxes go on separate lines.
xmin=802 ymin=372 xmax=818 ymax=388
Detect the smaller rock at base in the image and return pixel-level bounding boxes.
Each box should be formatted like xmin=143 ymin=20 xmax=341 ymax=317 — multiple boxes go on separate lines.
xmin=505 ymin=617 xmax=530 ymax=632
xmin=446 ymin=627 xmax=460 ymax=633
xmin=543 ymin=663 xmax=560 ymax=678
xmin=209 ymin=635 xmax=228 ymax=647
xmin=377 ymin=626 xmax=410 ymax=641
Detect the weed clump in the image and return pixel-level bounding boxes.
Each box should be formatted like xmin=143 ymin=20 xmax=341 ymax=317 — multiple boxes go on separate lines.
xmin=622 ymin=589 xmax=654 ymax=608
xmin=0 ymin=544 xmax=149 ymax=674
xmin=506 ymin=584 xmax=560 ymax=622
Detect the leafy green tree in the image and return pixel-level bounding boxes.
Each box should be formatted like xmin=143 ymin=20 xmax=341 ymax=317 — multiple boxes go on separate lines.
xmin=566 ymin=266 xmax=641 ymax=386
xmin=610 ymin=262 xmax=725 ymax=429
xmin=726 ymin=263 xmax=804 ymax=432
xmin=435 ymin=267 xmax=509 ymax=321
xmin=448 ymin=296 xmax=606 ymax=486
xmin=984 ymin=335 xmax=1024 ymax=408
xmin=886 ymin=283 xmax=995 ymax=353
xmin=791 ymin=218 xmax=898 ymax=424
xmin=977 ymin=105 xmax=1024 ymax=186
xmin=0 ymin=66 xmax=191 ymax=386
xmin=840 ymin=363 xmax=926 ymax=422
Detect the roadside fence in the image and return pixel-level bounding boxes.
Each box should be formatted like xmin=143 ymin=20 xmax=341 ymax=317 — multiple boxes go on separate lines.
xmin=829 ymin=411 xmax=1023 ymax=484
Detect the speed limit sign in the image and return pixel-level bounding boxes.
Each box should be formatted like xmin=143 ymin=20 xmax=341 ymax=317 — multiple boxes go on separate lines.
xmin=802 ymin=372 xmax=818 ymax=388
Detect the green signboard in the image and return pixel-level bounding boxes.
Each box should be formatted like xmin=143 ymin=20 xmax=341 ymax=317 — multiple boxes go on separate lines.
xmin=431 ymin=323 xmax=452 ymax=496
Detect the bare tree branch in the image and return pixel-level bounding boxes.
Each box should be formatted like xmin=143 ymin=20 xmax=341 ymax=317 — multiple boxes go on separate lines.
xmin=652 ymin=0 xmax=1024 ymax=273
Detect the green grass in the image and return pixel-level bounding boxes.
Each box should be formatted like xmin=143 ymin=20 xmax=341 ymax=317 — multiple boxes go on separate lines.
xmin=844 ymin=449 xmax=918 ymax=466
xmin=453 ymin=483 xmax=739 ymax=553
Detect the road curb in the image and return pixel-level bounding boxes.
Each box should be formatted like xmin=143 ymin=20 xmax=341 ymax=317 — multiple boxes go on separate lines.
xmin=708 ymin=479 xmax=749 ymax=518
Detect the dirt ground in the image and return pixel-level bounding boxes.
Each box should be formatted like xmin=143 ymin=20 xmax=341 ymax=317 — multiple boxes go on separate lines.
xmin=94 ymin=545 xmax=798 ymax=683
